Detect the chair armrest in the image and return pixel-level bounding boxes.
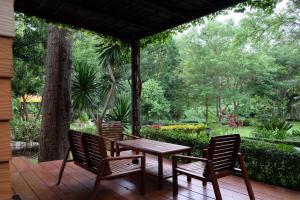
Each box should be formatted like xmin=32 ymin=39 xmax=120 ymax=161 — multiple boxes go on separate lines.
xmin=104 ymin=155 xmax=145 ymax=161
xmin=122 ymin=133 xmax=140 ymax=139
xmin=173 ymin=154 xmax=208 ymax=162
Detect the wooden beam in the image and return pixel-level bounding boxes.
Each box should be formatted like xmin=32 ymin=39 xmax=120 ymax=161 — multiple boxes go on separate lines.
xmin=0 ymin=79 xmax=12 ymax=120
xmin=0 ymin=37 xmax=13 ymax=78
xmin=0 ymin=122 xmax=12 ymax=162
xmin=0 ymin=162 xmax=11 ymax=200
xmin=131 ymin=40 xmax=141 ymax=137
xmin=0 ymin=0 xmax=15 ymax=199
xmin=0 ymin=0 xmax=15 ymax=37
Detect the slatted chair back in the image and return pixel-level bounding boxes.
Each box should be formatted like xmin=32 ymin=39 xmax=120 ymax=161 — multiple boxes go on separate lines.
xmin=101 ymin=121 xmax=123 ymax=149
xmin=68 ymin=130 xmax=111 ymax=175
xmin=204 ymin=134 xmax=241 ymax=177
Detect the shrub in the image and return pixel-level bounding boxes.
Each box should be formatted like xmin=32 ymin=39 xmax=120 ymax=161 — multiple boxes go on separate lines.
xmin=242 ymin=118 xmax=255 ymax=126
xmin=160 ymin=124 xmax=206 ymax=133
xmin=10 ymin=119 xmax=41 ymax=142
xmin=292 ymin=129 xmax=300 ymax=136
xmin=244 ymin=137 xmax=300 ymax=147
xmin=141 ymin=128 xmax=300 ymax=190
xmin=252 ymin=116 xmax=293 ymax=139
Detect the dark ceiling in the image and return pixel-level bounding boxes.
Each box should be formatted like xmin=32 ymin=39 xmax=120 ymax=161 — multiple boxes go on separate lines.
xmin=14 ymin=0 xmax=245 ymax=41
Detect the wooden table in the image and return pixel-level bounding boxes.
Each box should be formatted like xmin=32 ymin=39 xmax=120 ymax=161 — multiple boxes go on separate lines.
xmin=116 ymin=138 xmax=191 ymax=190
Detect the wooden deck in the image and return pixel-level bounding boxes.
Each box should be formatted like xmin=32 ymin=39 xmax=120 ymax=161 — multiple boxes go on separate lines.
xmin=11 ymin=155 xmax=300 ymax=200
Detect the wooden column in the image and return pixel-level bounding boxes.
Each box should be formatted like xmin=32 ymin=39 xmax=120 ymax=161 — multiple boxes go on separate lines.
xmin=131 ymin=40 xmax=141 ymax=137
xmin=0 ymin=0 xmax=15 ymax=199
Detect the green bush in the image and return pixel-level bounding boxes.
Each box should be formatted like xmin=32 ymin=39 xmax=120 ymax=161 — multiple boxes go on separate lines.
xmin=141 ymin=128 xmax=300 ymax=190
xmin=253 ymin=116 xmax=293 ymax=139
xmin=244 ymin=137 xmax=300 ymax=147
xmin=292 ymin=129 xmax=300 ymax=136
xmin=242 ymin=118 xmax=255 ymax=126
xmin=10 ymin=119 xmax=41 ymax=142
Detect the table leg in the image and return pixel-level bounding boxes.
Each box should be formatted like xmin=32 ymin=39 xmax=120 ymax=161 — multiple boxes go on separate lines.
xmin=187 ymin=151 xmax=192 ymax=182
xmin=158 ymin=154 xmax=163 ymax=190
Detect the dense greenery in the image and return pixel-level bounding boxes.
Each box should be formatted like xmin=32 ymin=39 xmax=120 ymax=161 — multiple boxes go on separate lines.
xmin=141 ymin=128 xmax=300 ymax=190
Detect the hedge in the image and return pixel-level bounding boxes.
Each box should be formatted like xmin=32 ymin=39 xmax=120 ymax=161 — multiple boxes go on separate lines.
xmin=243 ymin=136 xmax=300 ymax=147
xmin=141 ymin=128 xmax=300 ymax=190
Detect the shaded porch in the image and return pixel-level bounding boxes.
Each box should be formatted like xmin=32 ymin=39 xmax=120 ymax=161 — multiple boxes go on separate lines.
xmin=11 ymin=155 xmax=300 ymax=200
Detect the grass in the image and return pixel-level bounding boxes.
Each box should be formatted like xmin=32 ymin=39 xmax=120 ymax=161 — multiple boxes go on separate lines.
xmin=218 ymin=121 xmax=300 ymax=137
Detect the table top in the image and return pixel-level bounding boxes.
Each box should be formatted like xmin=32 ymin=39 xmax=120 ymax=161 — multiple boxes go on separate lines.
xmin=116 ymin=138 xmax=191 ymax=155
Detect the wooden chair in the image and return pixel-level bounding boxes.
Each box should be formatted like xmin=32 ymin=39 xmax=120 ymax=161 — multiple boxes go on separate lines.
xmin=172 ymin=134 xmax=255 ymax=200
xmin=57 ymin=130 xmax=145 ymax=199
xmin=101 ymin=121 xmax=140 ymax=156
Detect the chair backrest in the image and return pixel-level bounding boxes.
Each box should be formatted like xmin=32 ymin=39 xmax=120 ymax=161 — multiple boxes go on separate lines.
xmin=101 ymin=121 xmax=123 ymax=149
xmin=68 ymin=130 xmax=111 ymax=175
xmin=205 ymin=134 xmax=241 ymax=177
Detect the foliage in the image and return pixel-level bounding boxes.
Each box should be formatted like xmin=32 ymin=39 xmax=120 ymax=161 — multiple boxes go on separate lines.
xmin=106 ymin=94 xmax=131 ymax=125
xmin=160 ymin=124 xmax=206 ymax=133
xmin=141 ymin=79 xmax=170 ymax=121
xmin=244 ymin=137 xmax=300 ymax=147
xmin=292 ymin=129 xmax=300 ymax=137
xmin=141 ymin=128 xmax=300 ymax=190
xmin=252 ymin=108 xmax=293 ymax=139
xmin=10 ymin=119 xmax=41 ymax=142
xmin=13 ymin=14 xmax=47 ymax=121
xmin=72 ymin=61 xmax=100 ymax=113
xmin=13 ymin=14 xmax=47 ymax=98
xmin=141 ymin=37 xmax=186 ymax=121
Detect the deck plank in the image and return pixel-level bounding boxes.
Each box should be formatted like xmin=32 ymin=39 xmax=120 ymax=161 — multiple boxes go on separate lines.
xmin=11 ymin=156 xmax=300 ymax=200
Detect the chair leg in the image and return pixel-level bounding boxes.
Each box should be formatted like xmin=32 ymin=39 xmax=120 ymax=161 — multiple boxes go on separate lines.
xmin=110 ymin=149 xmax=114 ymax=157
xmin=140 ymin=171 xmax=145 ymax=195
xmin=208 ymin=162 xmax=222 ymax=200
xmin=91 ymin=175 xmax=102 ymax=200
xmin=110 ymin=141 xmax=115 ymax=157
xmin=173 ymin=169 xmax=178 ymax=195
xmin=238 ymin=154 xmax=255 ymax=200
xmin=57 ymin=147 xmax=70 ymax=185
xmin=211 ymin=177 xmax=222 ymax=200
xmin=172 ymin=156 xmax=178 ymax=195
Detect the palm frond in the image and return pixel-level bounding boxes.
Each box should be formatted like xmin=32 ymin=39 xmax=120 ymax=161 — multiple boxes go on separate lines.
xmin=72 ymin=61 xmax=100 ymax=112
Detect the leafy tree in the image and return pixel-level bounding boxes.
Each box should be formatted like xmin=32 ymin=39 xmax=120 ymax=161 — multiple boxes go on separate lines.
xmin=141 ymin=79 xmax=170 ymax=122
xmin=141 ymin=37 xmax=186 ymax=121
xmin=13 ymin=14 xmax=47 ymax=121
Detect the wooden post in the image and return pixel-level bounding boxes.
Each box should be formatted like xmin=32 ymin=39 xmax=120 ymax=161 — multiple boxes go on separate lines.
xmin=0 ymin=0 xmax=15 ymax=199
xmin=131 ymin=40 xmax=141 ymax=137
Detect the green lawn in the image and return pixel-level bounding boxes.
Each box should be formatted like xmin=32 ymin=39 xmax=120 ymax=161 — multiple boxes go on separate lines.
xmin=218 ymin=121 xmax=300 ymax=137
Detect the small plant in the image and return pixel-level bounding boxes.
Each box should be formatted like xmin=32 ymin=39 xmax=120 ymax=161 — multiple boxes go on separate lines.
xmin=106 ymin=94 xmax=131 ymax=127
xmin=292 ymin=129 xmax=300 ymax=136
xmin=252 ymin=116 xmax=293 ymax=139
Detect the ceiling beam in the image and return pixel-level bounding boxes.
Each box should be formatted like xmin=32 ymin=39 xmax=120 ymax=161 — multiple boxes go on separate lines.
xmin=62 ymin=0 xmax=157 ymax=33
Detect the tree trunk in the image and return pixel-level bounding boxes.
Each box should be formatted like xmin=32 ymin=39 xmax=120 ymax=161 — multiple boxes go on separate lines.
xmin=205 ymin=97 xmax=209 ymax=124
xmin=39 ymin=25 xmax=72 ymax=162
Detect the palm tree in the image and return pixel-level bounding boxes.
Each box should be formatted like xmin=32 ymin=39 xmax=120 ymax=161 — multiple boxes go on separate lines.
xmin=72 ymin=40 xmax=130 ymax=135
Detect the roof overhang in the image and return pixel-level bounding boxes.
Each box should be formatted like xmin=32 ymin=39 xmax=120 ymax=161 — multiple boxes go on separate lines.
xmin=14 ymin=0 xmax=245 ymax=41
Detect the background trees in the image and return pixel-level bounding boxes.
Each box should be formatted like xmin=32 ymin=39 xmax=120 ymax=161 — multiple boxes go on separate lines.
xmin=11 ymin=0 xmax=299 ymax=147
xmin=13 ymin=14 xmax=47 ymax=121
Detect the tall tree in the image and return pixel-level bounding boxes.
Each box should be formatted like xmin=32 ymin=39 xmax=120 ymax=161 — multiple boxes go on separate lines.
xmin=39 ymin=25 xmax=72 ymax=162
xmin=12 ymin=14 xmax=47 ymax=121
